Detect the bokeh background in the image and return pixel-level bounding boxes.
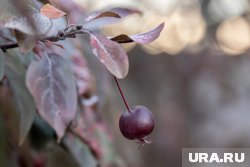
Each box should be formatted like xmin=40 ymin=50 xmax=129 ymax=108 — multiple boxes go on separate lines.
xmin=74 ymin=0 xmax=250 ymax=166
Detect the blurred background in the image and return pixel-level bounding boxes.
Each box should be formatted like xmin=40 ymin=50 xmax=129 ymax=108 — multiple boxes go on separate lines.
xmin=74 ymin=0 xmax=250 ymax=167
xmin=2 ymin=0 xmax=250 ymax=167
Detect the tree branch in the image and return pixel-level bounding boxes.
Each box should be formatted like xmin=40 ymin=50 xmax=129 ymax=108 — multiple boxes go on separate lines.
xmin=0 ymin=24 xmax=87 ymax=52
xmin=1 ymin=43 xmax=19 ymax=52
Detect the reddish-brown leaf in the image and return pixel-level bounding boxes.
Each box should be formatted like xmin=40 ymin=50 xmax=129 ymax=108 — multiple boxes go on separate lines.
xmin=71 ymin=50 xmax=95 ymax=97
xmin=40 ymin=3 xmax=67 ymax=19
xmin=70 ymin=102 xmax=111 ymax=159
xmin=90 ymin=33 xmax=129 ymax=79
xmin=111 ymin=22 xmax=165 ymax=44
xmin=26 ymin=52 xmax=77 ymax=141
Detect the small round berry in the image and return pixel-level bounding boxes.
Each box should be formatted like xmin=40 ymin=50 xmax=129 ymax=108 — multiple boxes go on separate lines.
xmin=119 ymin=105 xmax=154 ymax=140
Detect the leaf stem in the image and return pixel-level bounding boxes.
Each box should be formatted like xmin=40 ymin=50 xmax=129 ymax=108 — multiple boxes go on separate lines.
xmin=114 ymin=76 xmax=131 ymax=113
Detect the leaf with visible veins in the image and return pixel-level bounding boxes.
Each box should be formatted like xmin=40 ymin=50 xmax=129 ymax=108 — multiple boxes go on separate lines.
xmin=26 ymin=52 xmax=77 ymax=141
xmin=90 ymin=33 xmax=129 ymax=79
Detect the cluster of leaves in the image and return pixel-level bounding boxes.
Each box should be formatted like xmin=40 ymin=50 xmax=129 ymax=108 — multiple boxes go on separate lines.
xmin=0 ymin=0 xmax=164 ymax=166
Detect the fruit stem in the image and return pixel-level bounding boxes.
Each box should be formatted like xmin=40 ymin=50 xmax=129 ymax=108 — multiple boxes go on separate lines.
xmin=114 ymin=76 xmax=131 ymax=113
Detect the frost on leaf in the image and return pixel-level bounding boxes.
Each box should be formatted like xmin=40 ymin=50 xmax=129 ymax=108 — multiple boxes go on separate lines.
xmin=40 ymin=3 xmax=67 ymax=19
xmin=111 ymin=22 xmax=165 ymax=44
xmin=0 ymin=0 xmax=51 ymax=35
xmin=26 ymin=52 xmax=77 ymax=141
xmin=90 ymin=33 xmax=129 ymax=79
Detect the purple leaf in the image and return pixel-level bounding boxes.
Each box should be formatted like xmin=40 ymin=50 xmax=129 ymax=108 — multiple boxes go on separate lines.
xmin=83 ymin=7 xmax=141 ymax=30
xmin=90 ymin=33 xmax=129 ymax=79
xmin=71 ymin=50 xmax=95 ymax=97
xmin=26 ymin=52 xmax=77 ymax=141
xmin=111 ymin=22 xmax=165 ymax=44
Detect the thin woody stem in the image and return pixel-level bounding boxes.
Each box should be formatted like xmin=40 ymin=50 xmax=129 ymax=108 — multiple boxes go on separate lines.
xmin=114 ymin=76 xmax=131 ymax=113
xmin=1 ymin=43 xmax=19 ymax=52
xmin=0 ymin=24 xmax=87 ymax=52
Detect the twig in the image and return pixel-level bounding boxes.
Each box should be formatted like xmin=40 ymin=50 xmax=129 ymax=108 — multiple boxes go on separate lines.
xmin=1 ymin=43 xmax=19 ymax=52
xmin=0 ymin=24 xmax=87 ymax=52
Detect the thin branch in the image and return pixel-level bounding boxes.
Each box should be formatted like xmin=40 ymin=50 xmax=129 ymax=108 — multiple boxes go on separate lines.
xmin=0 ymin=24 xmax=88 ymax=52
xmin=1 ymin=43 xmax=19 ymax=52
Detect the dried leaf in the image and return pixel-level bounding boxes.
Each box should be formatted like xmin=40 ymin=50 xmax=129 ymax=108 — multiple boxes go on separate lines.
xmin=111 ymin=22 xmax=165 ymax=44
xmin=0 ymin=51 xmax=4 ymax=81
xmin=83 ymin=7 xmax=141 ymax=30
xmin=4 ymin=49 xmax=36 ymax=145
xmin=41 ymin=3 xmax=67 ymax=19
xmin=90 ymin=33 xmax=129 ymax=79
xmin=0 ymin=0 xmax=52 ymax=35
xmin=26 ymin=52 xmax=77 ymax=141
